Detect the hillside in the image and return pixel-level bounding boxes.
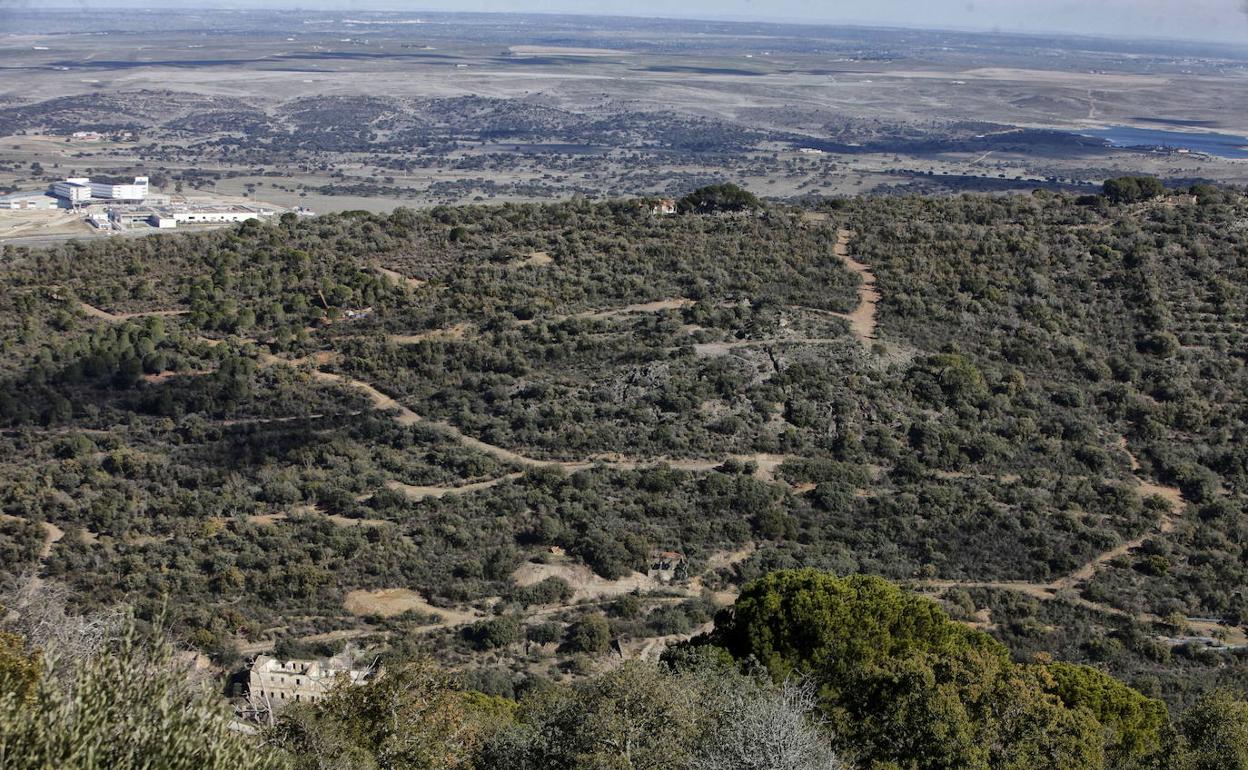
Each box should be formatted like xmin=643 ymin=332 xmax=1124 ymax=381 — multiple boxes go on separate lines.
xmin=2 ymin=188 xmax=1247 ymax=706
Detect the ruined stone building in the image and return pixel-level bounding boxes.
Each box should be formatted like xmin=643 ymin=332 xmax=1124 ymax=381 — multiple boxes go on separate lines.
xmin=247 ymin=653 xmax=371 ymax=709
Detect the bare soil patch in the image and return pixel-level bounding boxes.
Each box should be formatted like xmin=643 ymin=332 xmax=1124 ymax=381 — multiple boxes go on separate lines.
xmin=512 ymin=250 xmax=554 ymax=268
xmin=513 ymin=561 xmax=666 ymax=603
xmin=374 ymin=266 xmax=427 ymax=290
xmin=389 ymin=323 xmax=473 ymax=345
xmin=386 ymin=473 xmax=525 ymax=501
xmin=344 ymin=588 xmax=481 ymax=625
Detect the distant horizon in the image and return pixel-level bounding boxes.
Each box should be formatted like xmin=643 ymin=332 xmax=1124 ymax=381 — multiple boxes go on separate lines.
xmin=10 ymin=1 xmax=1248 ymax=48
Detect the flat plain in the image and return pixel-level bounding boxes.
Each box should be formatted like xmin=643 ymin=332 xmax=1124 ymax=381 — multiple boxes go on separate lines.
xmin=1 ymin=9 xmax=1246 ymax=227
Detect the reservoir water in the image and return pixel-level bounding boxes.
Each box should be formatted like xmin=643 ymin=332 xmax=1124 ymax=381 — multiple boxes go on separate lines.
xmin=1080 ymin=126 xmax=1248 ymax=159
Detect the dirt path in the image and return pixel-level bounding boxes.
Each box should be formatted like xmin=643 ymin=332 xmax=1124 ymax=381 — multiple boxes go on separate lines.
xmin=386 ymin=474 xmax=526 ymax=501
xmin=277 ymin=361 xmax=424 ymax=427
xmin=629 ymin=621 xmax=715 ymax=661
xmin=517 ymin=297 xmax=695 ymax=327
xmin=511 ymin=251 xmax=554 ymax=269
xmin=274 ymin=348 xmax=800 ymax=481
xmin=575 ymin=298 xmax=694 ymax=321
xmin=1 ymin=514 xmax=65 ymax=561
xmin=920 ymin=437 xmax=1188 ymax=623
xmin=377 ymin=298 xmax=693 ymax=347
xmin=683 ymin=230 xmax=876 ymax=356
xmin=374 ymin=266 xmax=427 ymax=290
xmin=38 ymin=522 xmax=64 ymax=559
xmin=514 ymin=561 xmax=671 ymax=603
xmin=77 ymin=301 xmax=188 ymax=323
xmin=834 ymin=229 xmax=879 ymax=346
xmin=344 ymin=588 xmax=482 ymax=626
xmin=387 ymin=323 xmax=472 ymax=345
xmin=237 ymin=628 xmax=372 ymax=657
xmin=1052 ymin=441 xmax=1185 ymax=590
xmin=692 ymin=338 xmax=845 ymax=358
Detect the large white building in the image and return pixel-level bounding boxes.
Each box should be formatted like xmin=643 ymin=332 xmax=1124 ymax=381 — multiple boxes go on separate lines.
xmin=51 ymin=178 xmax=93 ymax=205
xmin=50 ymin=176 xmax=149 ymax=205
xmin=91 ymin=176 xmax=149 ymax=202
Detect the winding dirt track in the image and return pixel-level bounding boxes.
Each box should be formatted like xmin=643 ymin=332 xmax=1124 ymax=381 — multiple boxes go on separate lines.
xmin=689 ymin=229 xmax=877 ymax=357
xmin=68 ymin=230 xmax=1213 ymax=651
xmin=0 ymin=515 xmax=63 ymax=561
xmin=76 ymin=302 xmax=188 ymax=323
xmin=833 ymin=229 xmax=879 ymax=346
xmin=917 ymin=440 xmax=1188 ymax=623
xmin=76 ymin=268 xmax=1184 ymax=617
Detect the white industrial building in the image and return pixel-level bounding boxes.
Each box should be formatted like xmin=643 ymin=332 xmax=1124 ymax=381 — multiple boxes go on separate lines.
xmin=106 ymin=203 xmax=276 ymax=230
xmin=172 ymin=207 xmax=267 ymax=225
xmin=50 ymin=176 xmax=149 ymax=205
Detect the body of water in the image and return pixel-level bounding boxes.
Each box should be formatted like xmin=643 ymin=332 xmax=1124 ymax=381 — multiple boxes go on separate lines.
xmin=1081 ymin=125 xmax=1248 ymax=159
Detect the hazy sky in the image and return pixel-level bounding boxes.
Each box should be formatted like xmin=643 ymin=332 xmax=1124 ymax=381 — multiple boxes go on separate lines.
xmin=30 ymin=1 xmax=1248 ymax=44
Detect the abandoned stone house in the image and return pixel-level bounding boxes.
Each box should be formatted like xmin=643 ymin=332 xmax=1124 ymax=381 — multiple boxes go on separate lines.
xmin=248 ymin=653 xmax=370 ymax=709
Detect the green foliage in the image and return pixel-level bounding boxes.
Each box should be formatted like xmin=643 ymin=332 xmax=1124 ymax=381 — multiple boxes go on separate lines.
xmin=4 ymin=187 xmax=1248 ymax=723
xmin=1046 ymin=661 xmax=1169 ymax=768
xmin=271 ymin=659 xmax=481 ymax=770
xmin=479 ymin=659 xmax=841 ymax=770
xmin=1177 ymin=690 xmax=1248 ymax=770
xmin=0 ymin=626 xmax=288 ymax=770
xmin=0 ymin=519 xmax=44 ymax=568
xmin=1103 ymin=176 xmax=1166 ymax=204
xmin=698 ymin=570 xmax=1171 ymax=770
xmin=482 ymin=661 xmax=701 ymax=770
xmin=677 ymin=183 xmax=763 ymax=214
xmin=511 ymin=576 xmax=574 ymax=607
xmin=563 ymin=614 xmax=612 ymax=654
xmin=0 ymin=633 xmax=40 ymax=705
xmin=463 ymin=616 xmax=523 ymax=651
xmin=706 ymin=571 xmax=987 ymax=684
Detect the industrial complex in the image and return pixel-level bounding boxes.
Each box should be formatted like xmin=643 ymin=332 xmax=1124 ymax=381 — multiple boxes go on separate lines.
xmin=1 ymin=174 xmax=281 ymax=234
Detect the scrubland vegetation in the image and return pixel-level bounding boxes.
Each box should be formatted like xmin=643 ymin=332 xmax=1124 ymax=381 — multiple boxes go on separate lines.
xmin=3 ymin=180 xmax=1248 ymax=766
xmin=6 ymin=570 xmax=1248 ymax=769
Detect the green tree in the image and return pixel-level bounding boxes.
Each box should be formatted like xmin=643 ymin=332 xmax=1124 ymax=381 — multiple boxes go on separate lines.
xmin=1103 ymin=176 xmax=1165 ymax=204
xmin=271 ymin=659 xmax=481 ymax=770
xmin=1178 ymin=690 xmax=1248 ymax=770
xmin=1045 ymin=662 xmax=1169 ymax=769
xmin=677 ymin=184 xmax=762 ymax=215
xmin=705 ymin=571 xmax=977 ymax=685
xmin=0 ymin=626 xmax=288 ymax=770
xmin=563 ymin=614 xmax=612 ymax=655
xmin=694 ymin=571 xmax=1150 ymax=770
